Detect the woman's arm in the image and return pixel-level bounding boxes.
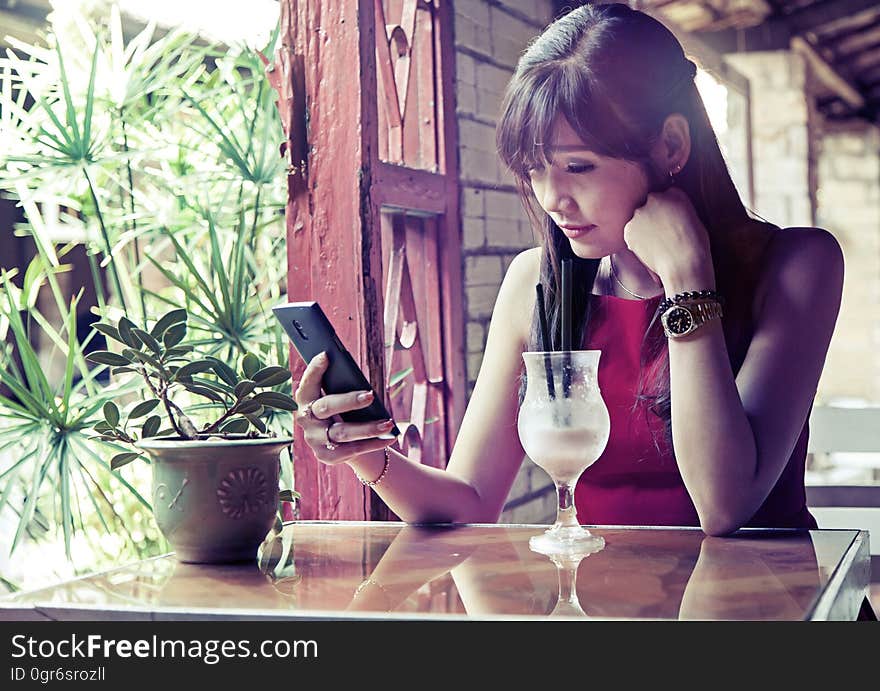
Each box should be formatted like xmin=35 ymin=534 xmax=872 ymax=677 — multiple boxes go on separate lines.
xmin=344 ymin=248 xmax=541 ymax=523
xmin=665 ymin=227 xmax=844 ymax=535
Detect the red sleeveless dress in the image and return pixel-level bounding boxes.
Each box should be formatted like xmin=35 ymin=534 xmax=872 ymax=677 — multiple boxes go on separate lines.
xmin=574 ymin=291 xmax=817 ymax=530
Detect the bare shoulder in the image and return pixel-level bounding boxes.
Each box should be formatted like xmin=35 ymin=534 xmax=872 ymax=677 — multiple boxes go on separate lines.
xmin=493 ymin=247 xmax=542 ymax=343
xmin=755 ymin=226 xmax=844 ymax=316
xmin=506 ymin=246 xmax=542 ymax=277
xmin=763 ymin=226 xmax=843 ymax=283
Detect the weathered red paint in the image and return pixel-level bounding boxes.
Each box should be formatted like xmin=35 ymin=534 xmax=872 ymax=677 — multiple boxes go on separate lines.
xmin=272 ymin=0 xmax=464 ymax=520
xmin=432 ymin=0 xmax=467 ymax=448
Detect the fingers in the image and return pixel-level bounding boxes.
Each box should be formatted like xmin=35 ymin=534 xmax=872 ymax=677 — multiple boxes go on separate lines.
xmin=306 ymin=390 xmax=376 ymax=421
xmin=294 ymin=353 xmax=378 ymax=424
xmin=308 ymin=434 xmax=395 ymax=466
xmin=303 ymin=419 xmax=394 ymax=450
xmin=293 ymin=352 xmax=329 ymax=407
xmin=328 ymin=419 xmax=395 ymax=444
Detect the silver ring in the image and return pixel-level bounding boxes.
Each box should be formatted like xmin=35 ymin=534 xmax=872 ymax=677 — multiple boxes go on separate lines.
xmin=324 ymin=424 xmax=337 ymax=451
xmin=300 ymin=401 xmax=319 ymax=422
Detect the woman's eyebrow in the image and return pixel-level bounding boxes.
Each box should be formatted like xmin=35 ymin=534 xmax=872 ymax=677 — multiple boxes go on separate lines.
xmin=547 ymin=145 xmax=593 ymax=153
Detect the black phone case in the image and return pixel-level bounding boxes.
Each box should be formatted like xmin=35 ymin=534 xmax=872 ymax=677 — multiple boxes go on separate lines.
xmin=272 ymin=301 xmax=400 ymax=436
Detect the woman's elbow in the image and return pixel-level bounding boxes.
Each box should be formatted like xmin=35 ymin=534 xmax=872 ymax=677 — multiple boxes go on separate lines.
xmin=698 ymin=508 xmax=746 ymax=537
xmin=700 ymin=520 xmax=740 ymax=538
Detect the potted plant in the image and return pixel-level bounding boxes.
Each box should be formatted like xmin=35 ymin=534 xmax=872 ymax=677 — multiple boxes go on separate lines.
xmin=0 ymin=3 xmax=293 ymax=586
xmin=87 ymin=308 xmax=298 ymax=563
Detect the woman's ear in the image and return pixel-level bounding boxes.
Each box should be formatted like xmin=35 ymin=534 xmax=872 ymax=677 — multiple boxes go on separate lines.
xmin=651 ymin=113 xmax=691 ymax=176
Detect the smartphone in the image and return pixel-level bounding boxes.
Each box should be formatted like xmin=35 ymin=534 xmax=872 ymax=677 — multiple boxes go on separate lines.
xmin=272 ymin=301 xmax=400 ymax=438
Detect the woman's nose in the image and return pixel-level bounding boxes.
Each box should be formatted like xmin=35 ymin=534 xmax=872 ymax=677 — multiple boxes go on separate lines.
xmin=537 ymin=173 xmax=576 ymax=216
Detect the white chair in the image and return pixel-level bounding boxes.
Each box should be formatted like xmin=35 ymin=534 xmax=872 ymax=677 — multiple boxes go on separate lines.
xmin=807 ymin=405 xmax=880 ymax=484
xmin=805 ymin=405 xmax=880 ymax=618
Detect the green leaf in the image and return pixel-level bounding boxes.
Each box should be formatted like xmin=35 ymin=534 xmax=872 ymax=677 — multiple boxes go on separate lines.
xmin=163 ymin=322 xmax=187 ymax=348
xmin=132 ymin=328 xmax=163 ymax=355
xmin=117 ymin=317 xmax=139 ymax=348
xmin=181 ymin=383 xmax=224 ymax=404
xmin=164 ymin=345 xmax=194 ymax=359
xmin=124 ymin=348 xmax=164 ymax=371
xmin=176 ymin=360 xmax=215 ymax=379
xmin=252 ymin=392 xmax=297 ymax=411
xmin=103 ymin=402 xmax=120 ymax=428
xmin=219 ymin=418 xmax=249 ymax=434
xmin=92 ymin=322 xmax=124 ymax=345
xmin=93 ymin=421 xmax=113 ymax=433
xmin=208 ymin=357 xmax=239 ymax=386
xmin=111 ymin=366 xmax=138 ymax=375
xmin=234 ymin=399 xmax=263 ymax=415
xmin=61 ymin=293 xmax=78 ymax=415
xmin=87 ymin=351 xmax=132 ymax=366
xmin=253 ymin=366 xmax=291 ymax=387
xmin=279 ymin=489 xmax=300 ymax=502
xmin=110 ymin=452 xmax=141 ymax=471
xmin=142 ymin=415 xmax=162 ymax=438
xmin=243 ymin=414 xmax=266 ymax=434
xmin=150 ymin=308 xmax=187 ymax=339
xmin=190 ymin=376 xmax=233 ymax=396
xmin=129 ymin=399 xmax=160 ymax=419
xmin=234 ymin=380 xmax=257 ymax=398
xmin=69 ymin=436 xmax=153 ymax=513
xmin=242 ymin=353 xmax=261 ymax=379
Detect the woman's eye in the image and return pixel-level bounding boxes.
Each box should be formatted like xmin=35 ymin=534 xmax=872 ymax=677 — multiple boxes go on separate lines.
xmin=566 ymin=164 xmax=594 ymax=174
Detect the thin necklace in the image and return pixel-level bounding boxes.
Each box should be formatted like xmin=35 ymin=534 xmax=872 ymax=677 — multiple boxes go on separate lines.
xmin=609 ymin=256 xmax=649 ymax=300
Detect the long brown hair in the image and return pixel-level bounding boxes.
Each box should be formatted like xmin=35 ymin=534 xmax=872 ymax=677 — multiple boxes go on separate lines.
xmin=496 ymin=3 xmax=758 ymax=450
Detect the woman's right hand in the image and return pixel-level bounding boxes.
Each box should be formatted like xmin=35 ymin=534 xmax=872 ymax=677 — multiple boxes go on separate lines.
xmin=293 ymin=352 xmax=396 ymax=465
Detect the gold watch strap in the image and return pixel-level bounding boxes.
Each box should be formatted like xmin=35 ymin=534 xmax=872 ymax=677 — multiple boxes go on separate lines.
xmin=662 ymin=299 xmax=723 ymax=338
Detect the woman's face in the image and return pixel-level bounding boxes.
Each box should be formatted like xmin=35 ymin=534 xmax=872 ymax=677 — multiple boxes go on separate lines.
xmin=528 ymin=116 xmax=654 ymax=258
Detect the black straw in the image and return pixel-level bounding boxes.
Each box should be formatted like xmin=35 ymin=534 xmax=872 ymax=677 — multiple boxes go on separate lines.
xmin=561 ymin=260 xmax=572 ymax=351
xmin=561 ymin=260 xmax=573 ymax=398
xmin=535 ymin=284 xmax=556 ymax=401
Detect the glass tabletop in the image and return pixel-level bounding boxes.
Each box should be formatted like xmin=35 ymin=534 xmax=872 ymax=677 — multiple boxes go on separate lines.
xmin=0 ymin=522 xmax=868 ymax=620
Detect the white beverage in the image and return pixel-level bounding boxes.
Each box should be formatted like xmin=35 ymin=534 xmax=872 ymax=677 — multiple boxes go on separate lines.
xmin=519 ymin=424 xmax=608 ymax=484
xmin=518 ymin=400 xmax=610 ymax=485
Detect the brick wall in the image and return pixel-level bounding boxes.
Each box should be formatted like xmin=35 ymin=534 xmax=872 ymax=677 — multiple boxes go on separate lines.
xmin=725 ymin=51 xmax=818 ymax=227
xmin=725 ymin=51 xmax=880 ymax=404
xmin=815 ymin=123 xmax=880 ymax=404
xmin=454 ymin=1 xmax=557 ymax=523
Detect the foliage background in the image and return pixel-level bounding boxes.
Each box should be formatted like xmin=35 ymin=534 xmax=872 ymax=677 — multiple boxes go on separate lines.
xmin=0 ymin=0 xmax=291 ymax=592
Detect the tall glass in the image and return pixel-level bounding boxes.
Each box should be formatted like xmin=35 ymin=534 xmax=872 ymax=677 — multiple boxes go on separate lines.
xmin=518 ymin=350 xmax=610 ymax=554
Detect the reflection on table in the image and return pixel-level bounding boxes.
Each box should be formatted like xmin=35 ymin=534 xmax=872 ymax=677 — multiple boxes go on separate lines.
xmin=0 ymin=522 xmax=870 ymax=620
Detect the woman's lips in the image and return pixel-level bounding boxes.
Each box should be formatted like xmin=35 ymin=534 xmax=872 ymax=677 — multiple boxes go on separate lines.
xmin=560 ymin=224 xmax=596 ymax=239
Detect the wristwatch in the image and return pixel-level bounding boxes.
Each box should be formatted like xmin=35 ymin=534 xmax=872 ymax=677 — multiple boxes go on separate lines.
xmin=660 ymin=299 xmax=723 ymax=338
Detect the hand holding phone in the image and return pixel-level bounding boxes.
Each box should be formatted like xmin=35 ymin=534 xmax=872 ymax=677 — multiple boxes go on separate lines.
xmin=272 ymin=301 xmax=400 ymax=439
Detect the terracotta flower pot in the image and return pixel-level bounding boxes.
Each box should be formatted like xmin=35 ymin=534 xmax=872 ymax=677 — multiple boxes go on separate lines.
xmin=136 ymin=435 xmax=293 ymax=564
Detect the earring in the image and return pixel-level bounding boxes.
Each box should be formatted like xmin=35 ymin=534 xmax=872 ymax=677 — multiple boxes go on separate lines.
xmin=668 ymin=163 xmax=682 ymax=183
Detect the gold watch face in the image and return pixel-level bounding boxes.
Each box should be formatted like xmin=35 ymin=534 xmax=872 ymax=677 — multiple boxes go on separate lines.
xmin=663 ymin=306 xmax=694 ymax=336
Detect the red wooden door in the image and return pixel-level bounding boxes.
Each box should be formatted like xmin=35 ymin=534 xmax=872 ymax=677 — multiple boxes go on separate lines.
xmin=270 ymin=0 xmax=464 ymax=520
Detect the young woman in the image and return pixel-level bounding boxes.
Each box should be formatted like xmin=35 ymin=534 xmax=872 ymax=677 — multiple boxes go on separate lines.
xmin=293 ymin=3 xmax=843 ymax=536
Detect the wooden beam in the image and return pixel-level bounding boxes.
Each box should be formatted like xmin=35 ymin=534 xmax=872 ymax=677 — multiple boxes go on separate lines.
xmin=372 ymin=161 xmax=447 ymax=215
xmin=792 ymin=36 xmax=865 ymax=109
xmin=697 ymin=0 xmax=880 ymax=54
xmin=821 ymin=15 xmax=880 ymax=50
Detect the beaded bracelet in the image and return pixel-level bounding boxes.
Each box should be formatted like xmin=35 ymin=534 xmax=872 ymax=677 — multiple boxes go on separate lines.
xmin=657 ymin=289 xmax=724 ymax=315
xmin=356 ymin=448 xmax=391 ymax=487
